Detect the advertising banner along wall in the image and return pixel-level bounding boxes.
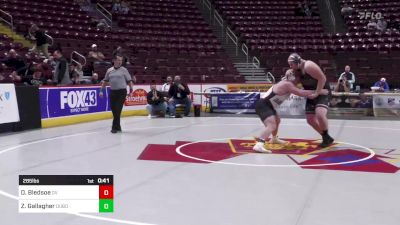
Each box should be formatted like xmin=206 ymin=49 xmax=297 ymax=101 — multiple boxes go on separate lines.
xmin=0 ymin=84 xmax=20 ymax=124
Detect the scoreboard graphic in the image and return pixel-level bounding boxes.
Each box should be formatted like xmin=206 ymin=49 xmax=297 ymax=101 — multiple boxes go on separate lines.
xmin=19 ymin=175 xmax=113 ymax=213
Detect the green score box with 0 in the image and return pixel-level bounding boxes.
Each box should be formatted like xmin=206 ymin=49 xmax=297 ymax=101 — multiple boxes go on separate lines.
xmin=18 ymin=175 xmax=114 ymax=213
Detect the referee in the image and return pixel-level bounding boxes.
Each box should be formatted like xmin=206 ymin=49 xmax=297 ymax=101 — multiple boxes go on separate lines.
xmin=100 ymin=55 xmax=135 ymax=133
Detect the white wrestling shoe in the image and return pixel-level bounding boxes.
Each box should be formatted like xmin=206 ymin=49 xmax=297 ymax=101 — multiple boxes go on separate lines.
xmin=269 ymin=136 xmax=289 ymax=145
xmin=253 ymin=142 xmax=272 ymax=153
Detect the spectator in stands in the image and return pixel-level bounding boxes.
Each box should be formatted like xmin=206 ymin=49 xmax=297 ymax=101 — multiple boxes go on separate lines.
xmin=29 ymin=24 xmax=49 ymax=58
xmin=338 ymin=65 xmax=356 ymax=90
xmin=120 ymin=0 xmax=130 ymax=14
xmin=39 ymin=59 xmax=55 ymax=80
xmin=29 ymin=70 xmax=48 ymax=86
xmin=82 ymin=61 xmax=94 ymax=77
xmin=331 ymin=76 xmax=350 ymax=110
xmin=1 ymin=49 xmax=26 ymax=76
xmin=88 ymin=44 xmax=105 ymax=62
xmin=168 ymin=75 xmax=192 ymax=117
xmin=377 ymin=18 xmax=387 ymax=32
xmin=69 ymin=63 xmax=83 ymax=85
xmin=161 ymin=76 xmax=173 ymax=95
xmin=97 ymin=19 xmax=111 ymax=31
xmin=112 ymin=0 xmax=122 ymax=13
xmin=341 ymin=3 xmax=354 ymax=16
xmin=146 ymin=83 xmax=167 ymax=118
xmin=302 ymin=1 xmax=313 ymax=17
xmin=52 ymin=50 xmax=72 ymax=85
xmin=373 ymin=77 xmax=390 ymax=92
xmin=91 ymin=73 xmax=100 ymax=84
xmin=112 ymin=46 xmax=129 ymax=67
xmin=367 ymin=20 xmax=377 ymax=30
xmin=334 ymin=76 xmax=350 ymax=93
xmin=351 ymin=93 xmax=372 ymax=109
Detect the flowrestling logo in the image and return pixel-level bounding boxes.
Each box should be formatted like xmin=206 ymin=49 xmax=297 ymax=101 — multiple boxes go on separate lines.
xmin=359 ymin=12 xmax=382 ymax=20
xmin=60 ymin=90 xmax=97 ymax=113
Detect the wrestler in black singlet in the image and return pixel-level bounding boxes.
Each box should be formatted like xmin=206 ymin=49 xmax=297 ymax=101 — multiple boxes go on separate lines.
xmin=298 ymin=69 xmax=331 ymax=113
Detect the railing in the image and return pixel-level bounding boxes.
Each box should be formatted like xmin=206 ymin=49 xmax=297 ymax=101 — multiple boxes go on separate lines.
xmin=241 ymin=43 xmax=249 ymax=64
xmin=70 ymin=51 xmax=87 ymax=68
xmin=0 ymin=9 xmax=14 ymax=36
xmin=214 ymin=11 xmax=224 ymax=36
xmin=226 ymin=27 xmax=238 ymax=55
xmin=266 ymin=72 xmax=276 ymax=83
xmin=203 ymin=0 xmax=212 ymax=20
xmin=325 ymin=0 xmax=336 ymax=33
xmin=45 ymin=33 xmax=53 ymax=46
xmin=96 ymin=3 xmax=112 ymax=28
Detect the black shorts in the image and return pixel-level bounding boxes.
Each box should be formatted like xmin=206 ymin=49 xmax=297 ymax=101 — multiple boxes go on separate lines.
xmin=305 ymin=94 xmax=331 ymax=113
xmin=255 ymin=99 xmax=276 ymax=122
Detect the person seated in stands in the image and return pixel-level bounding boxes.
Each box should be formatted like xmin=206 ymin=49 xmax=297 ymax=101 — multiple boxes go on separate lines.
xmin=120 ymin=0 xmax=129 ymax=14
xmin=367 ymin=20 xmax=377 ymax=30
xmin=39 ymin=59 xmax=55 ymax=81
xmin=97 ymin=19 xmax=111 ymax=31
xmin=1 ymin=49 xmax=27 ymax=77
xmin=377 ymin=18 xmax=387 ymax=32
xmin=161 ymin=76 xmax=173 ymax=95
xmin=341 ymin=3 xmax=354 ymax=16
xmin=331 ymin=76 xmax=350 ymax=108
xmin=29 ymin=70 xmax=48 ymax=86
xmin=82 ymin=61 xmax=95 ymax=77
xmin=91 ymin=72 xmax=100 ymax=84
xmin=372 ymin=77 xmax=390 ymax=92
xmin=147 ymin=83 xmax=167 ymax=118
xmin=69 ymin=63 xmax=83 ymax=85
xmin=303 ymin=0 xmax=312 ymax=17
xmin=350 ymin=93 xmax=372 ymax=109
xmin=334 ymin=76 xmax=350 ymax=93
xmin=338 ymin=65 xmax=356 ymax=90
xmin=112 ymin=0 xmax=122 ymax=13
xmin=88 ymin=44 xmax=106 ymax=62
xmin=168 ymin=75 xmax=192 ymax=117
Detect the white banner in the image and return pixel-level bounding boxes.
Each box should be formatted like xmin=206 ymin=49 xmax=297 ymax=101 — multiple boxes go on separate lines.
xmin=373 ymin=95 xmax=400 ymax=117
xmin=0 ymin=84 xmax=20 ymax=124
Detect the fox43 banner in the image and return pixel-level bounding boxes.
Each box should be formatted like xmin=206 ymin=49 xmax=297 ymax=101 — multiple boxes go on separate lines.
xmin=0 ymin=84 xmax=20 ymax=124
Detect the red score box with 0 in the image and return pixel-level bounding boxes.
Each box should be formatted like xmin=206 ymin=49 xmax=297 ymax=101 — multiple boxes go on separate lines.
xmin=99 ymin=185 xmax=114 ymax=199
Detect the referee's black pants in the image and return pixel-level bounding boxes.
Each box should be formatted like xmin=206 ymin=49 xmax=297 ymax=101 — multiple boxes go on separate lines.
xmin=110 ymin=89 xmax=127 ymax=131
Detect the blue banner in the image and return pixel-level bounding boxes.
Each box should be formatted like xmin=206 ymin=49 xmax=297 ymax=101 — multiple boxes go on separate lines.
xmin=39 ymin=87 xmax=111 ymax=119
xmin=210 ymin=93 xmax=260 ymax=113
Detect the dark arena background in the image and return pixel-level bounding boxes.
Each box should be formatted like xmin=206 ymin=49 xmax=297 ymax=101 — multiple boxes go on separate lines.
xmin=0 ymin=0 xmax=400 ymax=225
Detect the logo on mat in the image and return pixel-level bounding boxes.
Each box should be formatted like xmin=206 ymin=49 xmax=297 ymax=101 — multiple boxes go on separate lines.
xmin=138 ymin=138 xmax=400 ymax=174
xmin=125 ymin=89 xmax=147 ymax=106
xmin=5 ymin=92 xmax=10 ymax=100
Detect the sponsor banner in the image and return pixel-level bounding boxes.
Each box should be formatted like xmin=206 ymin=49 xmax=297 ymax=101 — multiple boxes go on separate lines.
xmin=373 ymin=95 xmax=400 ymax=117
xmin=40 ymin=86 xmax=109 ymax=119
xmin=125 ymin=88 xmax=147 ymax=106
xmin=199 ymin=84 xmax=227 ymax=109
xmin=0 ymin=84 xmax=20 ymax=124
xmin=210 ymin=93 xmax=260 ymax=113
xmin=227 ymin=83 xmax=272 ymax=92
